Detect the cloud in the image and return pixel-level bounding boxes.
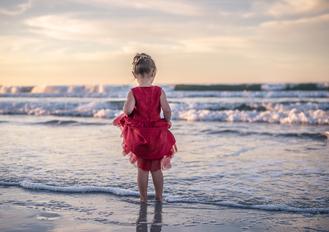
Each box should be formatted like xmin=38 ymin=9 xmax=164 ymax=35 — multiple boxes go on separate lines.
xmin=0 ymin=0 xmax=31 ymax=16
xmin=267 ymin=0 xmax=329 ymax=17
xmin=248 ymin=13 xmax=329 ymax=62
xmin=1 ymin=0 xmax=328 ymax=85
xmin=22 ymin=13 xmax=220 ymax=41
xmin=19 ymin=5 xmax=329 ymax=62
xmin=72 ymin=0 xmax=203 ymax=16
xmin=260 ymin=13 xmax=329 ymax=28
xmin=242 ymin=0 xmax=329 ymax=20
xmin=177 ymin=36 xmax=250 ymax=53
xmin=24 ymin=14 xmax=112 ymax=42
xmin=0 ymin=35 xmax=62 ymax=63
xmin=22 ymin=13 xmax=255 ymax=57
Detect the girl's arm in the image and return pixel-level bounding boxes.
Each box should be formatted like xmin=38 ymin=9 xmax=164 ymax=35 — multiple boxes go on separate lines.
xmin=160 ymin=89 xmax=171 ymax=122
xmin=123 ymin=90 xmax=135 ymax=115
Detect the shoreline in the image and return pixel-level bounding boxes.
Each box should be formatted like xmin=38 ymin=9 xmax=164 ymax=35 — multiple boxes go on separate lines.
xmin=1 ymin=187 xmax=329 ymax=232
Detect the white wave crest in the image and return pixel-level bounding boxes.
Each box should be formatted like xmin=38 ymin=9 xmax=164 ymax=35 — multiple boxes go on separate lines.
xmin=174 ymin=109 xmax=329 ymax=124
xmin=0 ymin=180 xmax=141 ymax=196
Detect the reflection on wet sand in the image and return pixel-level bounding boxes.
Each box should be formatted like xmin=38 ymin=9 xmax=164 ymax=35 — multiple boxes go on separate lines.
xmin=136 ymin=201 xmax=162 ymax=232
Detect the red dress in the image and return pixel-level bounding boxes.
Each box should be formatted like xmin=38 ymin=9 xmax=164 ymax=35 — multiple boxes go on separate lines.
xmin=112 ymin=85 xmax=177 ymax=171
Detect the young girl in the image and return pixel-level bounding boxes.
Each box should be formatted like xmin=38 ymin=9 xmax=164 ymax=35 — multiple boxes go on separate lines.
xmin=112 ymin=53 xmax=177 ymax=202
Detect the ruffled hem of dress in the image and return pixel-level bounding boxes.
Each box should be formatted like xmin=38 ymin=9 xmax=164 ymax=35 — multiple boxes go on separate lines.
xmin=121 ymin=143 xmax=178 ymax=171
xmin=112 ymin=113 xmax=178 ymax=171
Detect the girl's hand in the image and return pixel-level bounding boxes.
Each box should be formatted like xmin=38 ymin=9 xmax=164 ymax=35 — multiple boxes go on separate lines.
xmin=168 ymin=121 xmax=172 ymax=129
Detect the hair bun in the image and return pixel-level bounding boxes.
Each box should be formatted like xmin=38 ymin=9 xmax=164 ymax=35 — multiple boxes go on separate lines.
xmin=132 ymin=53 xmax=151 ymax=65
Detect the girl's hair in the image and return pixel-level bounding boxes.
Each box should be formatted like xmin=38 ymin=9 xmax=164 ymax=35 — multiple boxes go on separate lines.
xmin=132 ymin=53 xmax=157 ymax=76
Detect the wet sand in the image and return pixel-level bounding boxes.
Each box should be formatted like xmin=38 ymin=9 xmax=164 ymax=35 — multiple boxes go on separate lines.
xmin=1 ymin=187 xmax=328 ymax=232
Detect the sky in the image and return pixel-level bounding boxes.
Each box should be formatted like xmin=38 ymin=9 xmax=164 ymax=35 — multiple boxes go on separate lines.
xmin=0 ymin=0 xmax=328 ymax=85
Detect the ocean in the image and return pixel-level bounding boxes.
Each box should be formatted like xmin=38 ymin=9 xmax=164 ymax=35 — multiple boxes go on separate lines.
xmin=0 ymin=83 xmax=328 ymax=231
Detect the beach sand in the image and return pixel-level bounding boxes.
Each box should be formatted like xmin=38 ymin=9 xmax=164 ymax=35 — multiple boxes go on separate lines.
xmin=1 ymin=187 xmax=328 ymax=232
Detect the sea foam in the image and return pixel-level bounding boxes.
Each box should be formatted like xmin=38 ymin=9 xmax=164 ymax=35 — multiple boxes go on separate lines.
xmin=0 ymin=180 xmax=141 ymax=196
xmin=1 ymin=180 xmax=328 ymax=214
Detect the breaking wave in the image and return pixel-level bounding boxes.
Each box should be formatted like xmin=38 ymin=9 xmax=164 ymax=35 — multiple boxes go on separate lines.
xmin=1 ymin=180 xmax=328 ymax=214
xmin=0 ymin=83 xmax=328 ymax=125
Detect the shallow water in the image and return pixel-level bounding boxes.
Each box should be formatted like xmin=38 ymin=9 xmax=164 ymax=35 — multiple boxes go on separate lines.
xmin=0 ymin=114 xmax=328 ymax=214
xmin=1 ymin=84 xmax=329 ymax=230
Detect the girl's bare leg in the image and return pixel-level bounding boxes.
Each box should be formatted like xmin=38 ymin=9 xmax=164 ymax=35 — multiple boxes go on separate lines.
xmin=137 ymin=168 xmax=149 ymax=202
xmin=151 ymin=169 xmax=163 ymax=201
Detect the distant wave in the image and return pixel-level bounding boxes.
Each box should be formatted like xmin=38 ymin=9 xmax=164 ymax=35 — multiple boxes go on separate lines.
xmin=200 ymin=129 xmax=329 ymax=141
xmin=185 ymin=101 xmax=329 ymax=111
xmin=0 ymin=100 xmax=122 ymax=119
xmin=1 ymin=83 xmax=329 ymax=98
xmin=1 ymin=100 xmax=329 ymax=124
xmin=0 ymin=84 xmax=133 ymax=98
xmin=1 ymin=83 xmax=328 ymax=125
xmin=172 ymin=91 xmax=329 ymax=98
xmin=34 ymin=119 xmax=108 ymax=126
xmin=174 ymin=109 xmax=329 ymax=125
xmin=174 ymin=83 xmax=329 ymax=91
xmin=1 ymin=180 xmax=328 ymax=214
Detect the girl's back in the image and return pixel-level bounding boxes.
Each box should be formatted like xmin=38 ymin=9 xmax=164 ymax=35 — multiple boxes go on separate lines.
xmin=130 ymin=86 xmax=162 ymax=122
